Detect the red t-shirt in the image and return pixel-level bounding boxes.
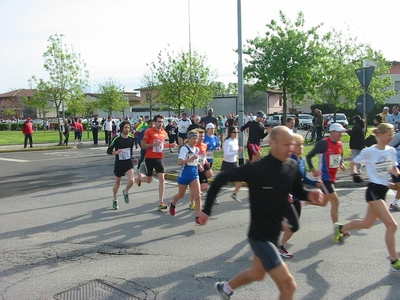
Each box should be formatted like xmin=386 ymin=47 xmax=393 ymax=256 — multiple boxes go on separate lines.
xmin=143 ymin=127 xmax=168 ymax=159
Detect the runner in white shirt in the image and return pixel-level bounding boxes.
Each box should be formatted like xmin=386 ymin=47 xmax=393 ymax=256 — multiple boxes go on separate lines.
xmin=177 ymin=113 xmax=192 ymax=151
xmin=333 ymin=123 xmax=400 ymax=272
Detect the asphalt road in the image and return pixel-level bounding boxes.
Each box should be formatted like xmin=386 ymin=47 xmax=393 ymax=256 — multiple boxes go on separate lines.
xmin=2 ymin=140 xmax=400 ymax=299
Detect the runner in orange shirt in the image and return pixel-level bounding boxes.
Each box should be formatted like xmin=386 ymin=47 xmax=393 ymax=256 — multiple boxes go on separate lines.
xmin=138 ymin=114 xmax=174 ymax=210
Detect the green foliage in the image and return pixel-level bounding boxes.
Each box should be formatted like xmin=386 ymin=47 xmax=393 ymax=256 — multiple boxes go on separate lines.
xmin=0 ymin=123 xmax=9 ymax=131
xmin=1 ymin=108 xmax=17 ymax=119
xmin=150 ymin=48 xmax=216 ymax=115
xmin=141 ymin=71 xmax=159 ymax=119
xmin=97 ymin=78 xmax=129 ymax=117
xmin=29 ymin=33 xmax=89 ymax=145
xmin=243 ymin=11 xmax=328 ymax=121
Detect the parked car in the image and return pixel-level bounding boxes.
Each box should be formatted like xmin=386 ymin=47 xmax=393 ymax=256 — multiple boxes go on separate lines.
xmin=297 ymin=114 xmax=313 ymax=129
xmin=327 ymin=113 xmax=349 ymax=128
xmin=266 ymin=114 xmax=296 ymax=127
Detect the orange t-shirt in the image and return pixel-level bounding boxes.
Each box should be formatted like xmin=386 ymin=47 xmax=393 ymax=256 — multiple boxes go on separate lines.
xmin=195 ymin=142 xmax=208 ymax=155
xmin=143 ymin=127 xmax=168 ymax=159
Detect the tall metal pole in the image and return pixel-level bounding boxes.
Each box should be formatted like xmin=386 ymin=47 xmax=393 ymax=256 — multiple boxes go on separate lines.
xmin=60 ymin=34 xmax=65 ymax=121
xmin=237 ymin=0 xmax=244 ymax=166
xmin=188 ymin=0 xmax=193 ymax=114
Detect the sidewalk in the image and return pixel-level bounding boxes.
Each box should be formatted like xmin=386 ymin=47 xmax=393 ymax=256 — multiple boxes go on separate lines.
xmin=0 ymin=140 xmax=364 ymax=188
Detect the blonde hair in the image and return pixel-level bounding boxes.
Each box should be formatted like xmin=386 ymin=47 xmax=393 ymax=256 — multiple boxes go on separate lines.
xmin=195 ymin=128 xmax=205 ymax=134
xmin=371 ymin=123 xmax=394 ymax=136
xmin=292 ymin=133 xmax=304 ymax=143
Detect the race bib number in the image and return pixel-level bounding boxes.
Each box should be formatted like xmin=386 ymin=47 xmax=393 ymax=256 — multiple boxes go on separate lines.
xmin=198 ymin=155 xmax=206 ymax=166
xmin=153 ymin=140 xmax=164 ymax=153
xmin=187 ymin=154 xmax=198 ymax=166
xmin=376 ymin=161 xmax=392 ymax=177
xmin=206 ymin=150 xmax=214 ymax=159
xmin=118 ymin=148 xmax=131 ymax=160
xmin=329 ymin=154 xmax=341 ymax=168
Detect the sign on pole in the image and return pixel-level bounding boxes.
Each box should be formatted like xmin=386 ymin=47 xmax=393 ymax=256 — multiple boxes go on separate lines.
xmin=356 ymin=94 xmax=375 ymax=114
xmin=355 ymin=66 xmax=375 ymax=90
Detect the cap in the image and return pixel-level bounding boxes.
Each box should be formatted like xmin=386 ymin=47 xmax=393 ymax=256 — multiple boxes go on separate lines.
xmin=208 ymin=107 xmax=213 ymax=112
xmin=182 ymin=112 xmax=187 ymax=116
xmin=329 ymin=123 xmax=346 ymax=132
xmin=206 ymin=123 xmax=215 ymax=129
xmin=384 ymin=106 xmax=389 ymax=110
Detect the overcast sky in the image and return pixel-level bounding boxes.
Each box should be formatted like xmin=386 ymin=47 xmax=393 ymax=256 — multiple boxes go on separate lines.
xmin=0 ymin=0 xmax=398 ymax=93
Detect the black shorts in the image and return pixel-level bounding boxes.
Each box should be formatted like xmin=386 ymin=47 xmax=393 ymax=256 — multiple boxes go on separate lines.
xmin=220 ymin=160 xmax=238 ymax=171
xmin=114 ymin=160 xmax=134 ymax=177
xmin=199 ymin=170 xmax=208 ymax=184
xmin=178 ymin=132 xmax=187 ymax=140
xmin=321 ymin=181 xmax=335 ymax=194
xmin=248 ymin=238 xmax=283 ymax=271
xmin=366 ymin=182 xmax=388 ymax=202
xmin=168 ymin=134 xmax=177 ymax=144
xmin=144 ymin=158 xmax=165 ymax=176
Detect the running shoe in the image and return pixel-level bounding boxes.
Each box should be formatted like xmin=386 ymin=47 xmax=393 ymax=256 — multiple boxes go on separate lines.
xmin=389 ymin=203 xmax=400 ymax=211
xmin=136 ymin=175 xmax=142 ymax=187
xmin=123 ymin=190 xmax=129 ymax=204
xmin=169 ymin=202 xmax=176 ymax=216
xmin=214 ymin=282 xmax=233 ymax=300
xmin=333 ymin=222 xmax=342 ymax=243
xmin=195 ymin=216 xmax=203 ymax=226
xmin=170 ymin=149 xmax=173 ymax=153
xmin=112 ymin=200 xmax=119 ymax=210
xmin=158 ymin=201 xmax=168 ymax=210
xmin=279 ymin=246 xmax=293 ymax=258
xmin=391 ymin=259 xmax=400 ymax=272
xmin=231 ymin=193 xmax=242 ymax=203
xmin=189 ymin=202 xmax=195 ymax=210
xmin=214 ymin=198 xmax=219 ymax=205
xmin=339 ymin=231 xmax=351 ymax=241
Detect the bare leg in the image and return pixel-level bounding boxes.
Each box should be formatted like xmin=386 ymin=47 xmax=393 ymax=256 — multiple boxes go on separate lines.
xmin=112 ymin=176 xmax=122 ymax=200
xmin=124 ymin=169 xmax=135 ymax=193
xmin=157 ymin=172 xmax=165 ymax=201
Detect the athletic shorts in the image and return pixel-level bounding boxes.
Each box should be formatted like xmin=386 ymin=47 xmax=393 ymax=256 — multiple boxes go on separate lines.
xmin=247 ymin=143 xmax=261 ymax=156
xmin=220 ymin=160 xmax=238 ymax=171
xmin=199 ymin=170 xmax=208 ymax=184
xmin=178 ymin=132 xmax=187 ymax=140
xmin=114 ymin=160 xmax=134 ymax=177
xmin=321 ymin=181 xmax=335 ymax=194
xmin=74 ymin=131 xmax=82 ymax=140
xmin=366 ymin=182 xmax=388 ymax=202
xmin=144 ymin=158 xmax=165 ymax=176
xmin=248 ymin=238 xmax=283 ymax=272
xmin=391 ymin=173 xmax=400 ymax=183
xmin=178 ymin=174 xmax=199 ymax=186
xmin=285 ymin=201 xmax=301 ymax=233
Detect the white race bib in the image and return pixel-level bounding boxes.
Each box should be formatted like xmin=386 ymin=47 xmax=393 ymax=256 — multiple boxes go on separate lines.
xmin=329 ymin=154 xmax=341 ymax=168
xmin=119 ymin=148 xmax=131 ymax=160
xmin=376 ymin=161 xmax=392 ymax=177
xmin=198 ymin=154 xmax=206 ymax=166
xmin=206 ymin=150 xmax=214 ymax=159
xmin=187 ymin=154 xmax=198 ymax=166
xmin=153 ymin=140 xmax=164 ymax=153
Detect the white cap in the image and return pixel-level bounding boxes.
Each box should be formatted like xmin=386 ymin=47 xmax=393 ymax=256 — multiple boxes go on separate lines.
xmin=384 ymin=106 xmax=389 ymax=110
xmin=329 ymin=123 xmax=346 ymax=132
xmin=206 ymin=123 xmax=215 ymax=129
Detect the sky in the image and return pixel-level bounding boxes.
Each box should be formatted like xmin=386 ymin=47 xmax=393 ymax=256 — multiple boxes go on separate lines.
xmin=0 ymin=0 xmax=398 ymax=94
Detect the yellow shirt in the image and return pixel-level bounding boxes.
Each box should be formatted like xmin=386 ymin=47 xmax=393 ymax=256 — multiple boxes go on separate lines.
xmin=381 ymin=112 xmax=389 ymax=123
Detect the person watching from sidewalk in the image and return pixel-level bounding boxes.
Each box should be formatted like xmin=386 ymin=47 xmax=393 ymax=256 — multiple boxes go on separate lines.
xmin=22 ymin=117 xmax=33 ymax=148
xmin=63 ymin=118 xmax=70 ymax=145
xmin=381 ymin=106 xmax=389 ymax=123
xmin=103 ymin=116 xmax=112 ymax=145
xmin=91 ymin=116 xmax=100 ymax=146
xmin=386 ymin=105 xmax=400 ymax=130
xmin=106 ymin=120 xmax=138 ymax=210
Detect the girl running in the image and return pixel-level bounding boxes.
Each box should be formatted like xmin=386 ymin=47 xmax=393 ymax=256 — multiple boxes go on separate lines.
xmin=169 ymin=130 xmax=203 ymax=225
xmin=333 ymin=123 xmax=400 ymax=272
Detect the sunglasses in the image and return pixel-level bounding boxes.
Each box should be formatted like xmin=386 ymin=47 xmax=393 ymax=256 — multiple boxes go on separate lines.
xmin=232 ymin=131 xmax=239 ymax=133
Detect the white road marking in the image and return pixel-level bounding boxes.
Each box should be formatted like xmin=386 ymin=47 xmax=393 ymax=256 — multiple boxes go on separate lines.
xmin=0 ymin=157 xmax=29 ymax=163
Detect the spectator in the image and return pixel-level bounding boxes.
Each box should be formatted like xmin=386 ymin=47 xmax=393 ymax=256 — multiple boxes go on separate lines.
xmin=22 ymin=117 xmax=33 ymax=148
xmin=346 ymin=115 xmax=366 ymax=174
xmin=381 ymin=106 xmax=389 ymax=123
xmin=364 ymin=114 xmax=383 ymax=147
xmin=103 ymin=116 xmax=112 ymax=145
xmin=200 ymin=107 xmax=218 ymax=128
xmin=386 ymin=105 xmax=400 ymax=129
xmin=312 ymin=109 xmax=324 ymax=141
xmin=63 ymin=118 xmax=70 ymax=145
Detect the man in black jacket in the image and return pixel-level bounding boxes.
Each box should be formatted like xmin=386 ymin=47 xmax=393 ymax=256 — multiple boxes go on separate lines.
xmin=198 ymin=126 xmax=323 ymax=300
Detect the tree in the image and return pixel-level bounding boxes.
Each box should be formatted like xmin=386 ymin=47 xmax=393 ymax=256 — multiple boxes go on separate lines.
xmin=243 ymin=11 xmax=328 ymax=122
xmin=317 ymin=29 xmax=395 ymax=122
xmin=23 ymin=95 xmax=54 ymax=119
xmin=226 ymin=82 xmax=238 ymax=95
xmin=140 ymin=70 xmax=159 ymax=119
xmin=150 ymin=48 xmax=216 ymax=116
xmin=210 ymin=81 xmax=227 ymax=96
xmin=29 ymin=33 xmax=89 ymax=145
xmin=97 ymin=79 xmax=129 ymax=117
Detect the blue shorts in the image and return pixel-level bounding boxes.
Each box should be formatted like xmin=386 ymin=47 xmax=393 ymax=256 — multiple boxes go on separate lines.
xmin=248 ymin=238 xmax=283 ymax=271
xmin=178 ymin=175 xmax=199 ymax=186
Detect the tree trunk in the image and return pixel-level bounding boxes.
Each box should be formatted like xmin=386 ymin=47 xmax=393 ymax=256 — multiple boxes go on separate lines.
xmin=282 ymin=87 xmax=287 ymax=125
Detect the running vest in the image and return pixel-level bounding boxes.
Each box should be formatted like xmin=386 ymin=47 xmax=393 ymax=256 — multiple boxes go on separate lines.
xmin=319 ymin=138 xmax=342 ymax=182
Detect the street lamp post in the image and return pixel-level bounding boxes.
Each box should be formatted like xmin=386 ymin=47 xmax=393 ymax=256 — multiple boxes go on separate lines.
xmin=237 ymin=0 xmax=244 ymax=166
xmin=60 ymin=34 xmax=65 ymax=122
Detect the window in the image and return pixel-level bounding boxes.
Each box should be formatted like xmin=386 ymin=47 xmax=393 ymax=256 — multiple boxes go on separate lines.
xmin=395 ymin=81 xmax=400 ymax=92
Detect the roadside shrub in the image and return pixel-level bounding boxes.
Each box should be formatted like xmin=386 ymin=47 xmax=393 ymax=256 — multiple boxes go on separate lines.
xmin=0 ymin=123 xmax=9 ymax=131
xmin=11 ymin=123 xmax=21 ymax=131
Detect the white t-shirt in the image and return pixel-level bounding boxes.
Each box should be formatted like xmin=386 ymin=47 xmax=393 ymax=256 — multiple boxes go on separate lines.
xmin=177 ymin=119 xmax=192 ymax=134
xmin=223 ymin=138 xmax=239 ymax=163
xmin=178 ymin=145 xmax=199 ymax=166
xmin=353 ymin=145 xmax=397 ymax=186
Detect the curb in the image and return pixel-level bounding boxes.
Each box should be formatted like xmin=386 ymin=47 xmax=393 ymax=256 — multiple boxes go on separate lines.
xmin=0 ymin=145 xmax=77 ymax=153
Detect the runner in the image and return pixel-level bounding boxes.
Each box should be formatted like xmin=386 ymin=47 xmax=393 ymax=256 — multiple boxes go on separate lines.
xmin=222 ymin=126 xmax=243 ymax=203
xmin=177 ymin=113 xmax=191 ymax=151
xmin=169 ymin=130 xmax=204 ymax=225
xmin=217 ymin=115 xmax=225 ymax=146
xmin=165 ymin=118 xmax=178 ymax=153
xmin=197 ymin=126 xmax=323 ymax=299
xmin=306 ymin=123 xmax=347 ymax=228
xmin=240 ymin=110 xmax=271 ymax=162
xmin=200 ymin=107 xmax=218 ymax=128
xmin=137 ymin=114 xmax=172 ymax=210
xmin=279 ymin=133 xmax=321 ymax=258
xmin=106 ymin=121 xmax=138 ymax=210
xmin=333 ymin=123 xmax=400 ymax=272
xmin=204 ymin=123 xmax=220 ymax=168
